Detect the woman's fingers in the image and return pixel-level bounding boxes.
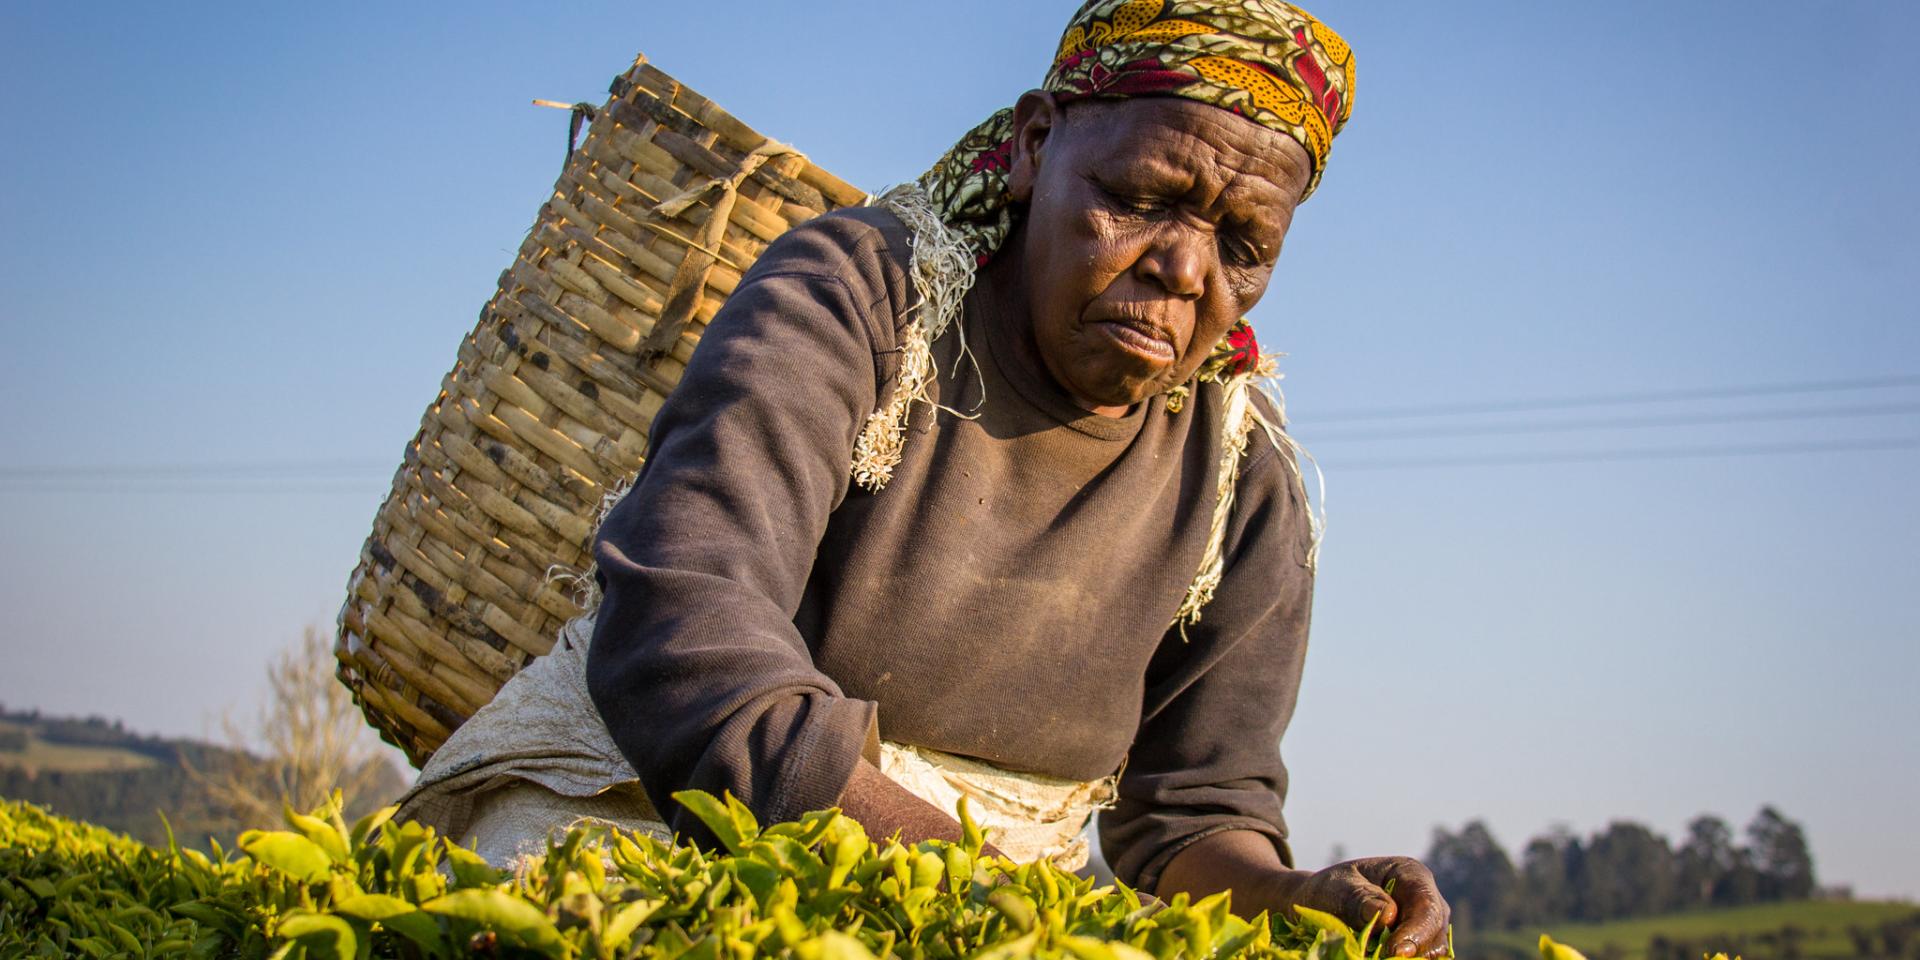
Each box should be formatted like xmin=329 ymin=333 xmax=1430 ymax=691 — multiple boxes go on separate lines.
xmin=1295 ymin=862 xmax=1395 ymax=931
xmin=1338 ymin=877 xmax=1399 ymax=930
xmin=1353 ymin=859 xmax=1450 ymax=958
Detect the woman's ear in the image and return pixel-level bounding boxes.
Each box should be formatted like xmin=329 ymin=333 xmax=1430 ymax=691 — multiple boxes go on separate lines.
xmin=1007 ymin=90 xmax=1063 ymax=204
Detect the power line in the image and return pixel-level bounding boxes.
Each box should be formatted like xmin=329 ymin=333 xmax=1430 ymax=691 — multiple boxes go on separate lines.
xmin=0 ymin=483 xmax=383 ymax=496
xmin=4 ymin=375 xmax=1918 ymax=488
xmin=0 ymin=459 xmax=391 ymax=480
xmin=1333 ymin=436 xmax=1920 ymax=472
xmin=1304 ymin=401 xmax=1920 ymax=443
xmin=1311 ymin=374 xmax=1920 ymax=424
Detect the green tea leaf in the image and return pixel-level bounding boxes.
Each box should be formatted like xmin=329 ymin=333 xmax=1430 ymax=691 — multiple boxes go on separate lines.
xmin=1540 ymin=935 xmax=1590 ymax=960
xmin=800 ymin=929 xmax=878 ymax=960
xmin=377 ymin=911 xmax=447 ymax=953
xmin=974 ymin=929 xmax=1043 ymax=960
xmin=107 ymin=922 xmax=144 ymax=955
xmin=277 ymin=913 xmax=359 ymax=960
xmin=911 ymin=850 xmax=944 ymax=890
xmin=828 ymin=828 xmax=867 ymax=888
xmin=958 ymin=796 xmax=986 ymax=856
xmin=348 ymin=806 xmax=397 ymax=849
xmin=604 ymin=898 xmax=663 ymax=949
xmin=733 ymin=855 xmax=782 ymax=904
xmin=674 ymin=790 xmax=751 ymax=854
xmin=238 ymin=831 xmax=333 ymax=883
xmin=944 ymin=843 xmax=974 ymax=892
xmin=1293 ymin=904 xmax=1354 ymax=939
xmin=285 ymin=808 xmax=349 ymax=864
xmin=422 ymin=888 xmax=565 ymax=956
xmin=989 ymin=887 xmax=1038 ymax=933
xmin=753 ymin=835 xmax=827 ymax=891
xmin=332 ymin=893 xmax=416 ymax=922
xmin=168 ymin=901 xmax=241 ymax=938
xmin=443 ymin=842 xmax=501 ymax=887
xmin=766 ymin=808 xmax=839 ymax=848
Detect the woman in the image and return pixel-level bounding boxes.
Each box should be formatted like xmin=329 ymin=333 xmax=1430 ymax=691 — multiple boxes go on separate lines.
xmin=401 ymin=1 xmax=1451 ymax=955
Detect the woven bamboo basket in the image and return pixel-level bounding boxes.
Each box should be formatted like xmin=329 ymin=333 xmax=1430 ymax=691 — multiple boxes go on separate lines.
xmin=335 ymin=54 xmax=869 ymax=767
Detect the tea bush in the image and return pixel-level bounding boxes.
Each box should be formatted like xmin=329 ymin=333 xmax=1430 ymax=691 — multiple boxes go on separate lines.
xmin=1 ymin=790 xmax=1623 ymax=960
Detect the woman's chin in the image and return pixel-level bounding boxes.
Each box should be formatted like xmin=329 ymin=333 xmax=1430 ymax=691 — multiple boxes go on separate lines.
xmin=1069 ymin=373 xmax=1170 ymax=412
xmin=1052 ymin=349 xmax=1182 ymax=412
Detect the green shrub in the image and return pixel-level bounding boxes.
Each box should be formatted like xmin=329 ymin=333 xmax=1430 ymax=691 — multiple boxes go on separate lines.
xmin=3 ymin=790 xmax=1488 ymax=960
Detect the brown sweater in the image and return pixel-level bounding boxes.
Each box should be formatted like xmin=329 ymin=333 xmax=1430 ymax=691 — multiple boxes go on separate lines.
xmin=586 ymin=206 xmax=1315 ymax=889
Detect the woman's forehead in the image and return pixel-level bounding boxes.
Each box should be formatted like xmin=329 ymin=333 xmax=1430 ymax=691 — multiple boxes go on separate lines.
xmin=1066 ymin=97 xmax=1312 ymax=200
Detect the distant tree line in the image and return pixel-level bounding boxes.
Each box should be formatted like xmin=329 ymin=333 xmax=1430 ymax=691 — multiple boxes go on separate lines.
xmin=0 ymin=742 xmax=262 ymax=848
xmin=0 ymin=702 xmax=406 ymax=850
xmin=1426 ymin=807 xmax=1818 ymax=931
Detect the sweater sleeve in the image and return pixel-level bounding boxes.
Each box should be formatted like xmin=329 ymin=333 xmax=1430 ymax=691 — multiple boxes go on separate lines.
xmin=1098 ymin=413 xmax=1317 ymax=892
xmin=585 ymin=211 xmax=906 ymax=845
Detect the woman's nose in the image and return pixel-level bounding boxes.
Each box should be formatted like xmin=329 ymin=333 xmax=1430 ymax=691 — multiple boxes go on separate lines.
xmin=1136 ymin=227 xmax=1208 ymax=300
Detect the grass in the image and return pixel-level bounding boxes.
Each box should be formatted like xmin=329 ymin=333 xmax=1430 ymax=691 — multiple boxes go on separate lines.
xmin=1474 ymin=900 xmax=1919 ymax=960
xmin=0 ymin=720 xmax=157 ymax=774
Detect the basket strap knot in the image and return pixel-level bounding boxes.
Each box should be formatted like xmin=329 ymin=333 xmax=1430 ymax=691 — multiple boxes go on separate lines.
xmin=639 ymin=141 xmax=803 ymax=366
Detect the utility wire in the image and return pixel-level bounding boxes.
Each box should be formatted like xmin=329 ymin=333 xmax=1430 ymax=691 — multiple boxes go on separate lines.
xmin=0 ymin=459 xmax=390 ymax=479
xmin=0 ymin=484 xmax=381 ymax=496
xmin=1334 ymin=436 xmax=1920 ymax=472
xmin=1305 ymin=401 xmax=1920 ymax=443
xmin=8 ymin=434 xmax=1914 ymax=491
xmin=5 ymin=376 xmax=1918 ymax=489
xmin=1311 ymin=373 xmax=1920 ymax=424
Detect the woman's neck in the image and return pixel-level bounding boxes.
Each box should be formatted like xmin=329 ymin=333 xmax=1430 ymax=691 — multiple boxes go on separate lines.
xmin=974 ymin=236 xmax=1132 ymax=419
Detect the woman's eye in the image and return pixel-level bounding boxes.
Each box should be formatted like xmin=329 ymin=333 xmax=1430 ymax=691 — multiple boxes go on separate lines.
xmin=1221 ymin=235 xmax=1262 ymax=267
xmin=1097 ymin=183 xmax=1166 ymax=215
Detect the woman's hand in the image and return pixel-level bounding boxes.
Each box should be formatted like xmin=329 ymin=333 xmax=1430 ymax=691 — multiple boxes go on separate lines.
xmin=1270 ymin=857 xmax=1451 ymax=958
xmin=1157 ymin=832 xmax=1451 ymax=958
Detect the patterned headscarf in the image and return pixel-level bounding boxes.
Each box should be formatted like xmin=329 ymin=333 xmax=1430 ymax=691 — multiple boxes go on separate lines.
xmin=917 ymin=0 xmax=1354 ymax=385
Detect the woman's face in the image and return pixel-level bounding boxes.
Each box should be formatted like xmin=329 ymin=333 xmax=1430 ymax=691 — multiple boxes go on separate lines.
xmin=1003 ymin=93 xmax=1313 ymax=414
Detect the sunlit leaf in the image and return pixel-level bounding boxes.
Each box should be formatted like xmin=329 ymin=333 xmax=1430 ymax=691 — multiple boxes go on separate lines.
xmin=238 ymin=831 xmax=332 ymax=883
xmin=442 ymin=842 xmax=501 ymax=887
xmin=284 ymin=809 xmax=349 ymax=864
xmin=422 ymin=889 xmax=565 ymax=956
xmin=331 ymin=893 xmax=414 ymax=922
xmin=1541 ymin=935 xmax=1590 ymax=960
xmin=276 ymin=912 xmax=358 ymax=960
xmin=675 ymin=790 xmax=751 ymax=854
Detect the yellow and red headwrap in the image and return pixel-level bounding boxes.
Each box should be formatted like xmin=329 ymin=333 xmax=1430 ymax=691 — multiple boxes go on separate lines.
xmin=916 ymin=0 xmax=1355 ymax=383
xmin=1047 ymin=0 xmax=1353 ymax=187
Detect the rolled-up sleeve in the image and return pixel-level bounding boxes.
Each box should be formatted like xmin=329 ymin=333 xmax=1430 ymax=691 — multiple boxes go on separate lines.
xmin=585 ymin=213 xmax=902 ymax=845
xmin=1099 ymin=429 xmax=1316 ymax=892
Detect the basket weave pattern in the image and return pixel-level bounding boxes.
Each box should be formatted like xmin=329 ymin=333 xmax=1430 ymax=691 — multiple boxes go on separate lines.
xmin=336 ymin=56 xmax=867 ymax=767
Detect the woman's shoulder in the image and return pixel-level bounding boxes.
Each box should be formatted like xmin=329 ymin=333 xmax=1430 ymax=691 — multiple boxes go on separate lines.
xmin=1224 ymin=384 xmax=1318 ymax=561
xmin=748 ymin=206 xmax=917 ymax=319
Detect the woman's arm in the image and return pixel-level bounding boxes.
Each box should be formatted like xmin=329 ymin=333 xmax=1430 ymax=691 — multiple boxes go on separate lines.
xmin=586 ymin=211 xmax=950 ymax=846
xmin=1098 ymin=411 xmax=1449 ymax=955
xmin=1097 ymin=433 xmax=1313 ymax=889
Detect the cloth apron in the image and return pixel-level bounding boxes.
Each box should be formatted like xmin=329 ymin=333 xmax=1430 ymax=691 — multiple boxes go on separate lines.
xmin=394 ymin=615 xmax=1115 ymax=871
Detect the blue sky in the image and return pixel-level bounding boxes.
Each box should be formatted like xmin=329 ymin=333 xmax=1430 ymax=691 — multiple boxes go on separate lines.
xmin=2 ymin=2 xmax=1915 ymax=899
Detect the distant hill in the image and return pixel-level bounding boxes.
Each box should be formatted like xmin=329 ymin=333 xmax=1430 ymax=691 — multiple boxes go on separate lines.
xmin=1469 ymin=900 xmax=1920 ymax=960
xmin=0 ymin=707 xmax=406 ymax=849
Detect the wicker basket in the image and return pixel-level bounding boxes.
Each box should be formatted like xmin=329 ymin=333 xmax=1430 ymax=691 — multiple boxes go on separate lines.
xmin=335 ymin=55 xmax=868 ymax=767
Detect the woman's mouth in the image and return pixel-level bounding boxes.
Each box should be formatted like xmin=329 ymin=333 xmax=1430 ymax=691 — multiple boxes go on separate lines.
xmin=1092 ymin=319 xmax=1175 ymax=364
